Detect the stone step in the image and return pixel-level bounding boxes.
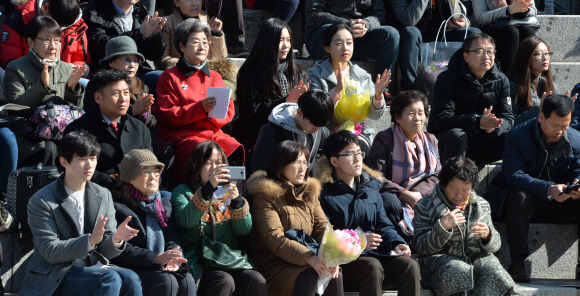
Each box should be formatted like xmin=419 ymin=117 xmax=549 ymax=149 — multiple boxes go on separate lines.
xmin=536 ymin=16 xmax=580 ymax=63
xmin=344 ymin=280 xmax=580 ymax=296
xmin=551 ymin=62 xmax=580 ymax=94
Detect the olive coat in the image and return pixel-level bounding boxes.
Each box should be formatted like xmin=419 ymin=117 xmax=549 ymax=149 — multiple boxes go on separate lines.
xmin=248 ymin=171 xmax=329 ymax=296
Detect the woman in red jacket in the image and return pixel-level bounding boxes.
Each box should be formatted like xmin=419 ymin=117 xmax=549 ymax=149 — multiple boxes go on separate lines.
xmin=153 ymin=18 xmax=243 ymax=183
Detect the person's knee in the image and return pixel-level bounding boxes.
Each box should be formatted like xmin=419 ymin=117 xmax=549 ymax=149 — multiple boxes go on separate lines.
xmin=362 ymin=257 xmax=384 ymax=279
xmin=374 ymin=26 xmax=400 ymax=46
xmin=397 ymin=257 xmax=420 ymax=277
xmin=449 ymin=128 xmax=468 ymax=144
xmin=120 ymin=269 xmax=142 ymax=291
xmin=154 ymin=273 xmax=179 ymax=296
xmin=100 ymin=270 xmax=123 ymax=293
xmin=507 ymin=190 xmax=535 ymax=209
xmin=400 ymin=26 xmax=421 ymax=41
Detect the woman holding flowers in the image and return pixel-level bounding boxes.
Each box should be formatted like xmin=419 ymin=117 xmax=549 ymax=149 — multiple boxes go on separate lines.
xmin=170 ymin=141 xmax=268 ymax=296
xmin=248 ymin=140 xmax=343 ymax=296
xmin=308 ymin=24 xmax=389 ymax=133
xmin=313 ymin=130 xmax=421 ymax=296
xmin=413 ymin=156 xmax=516 ymax=296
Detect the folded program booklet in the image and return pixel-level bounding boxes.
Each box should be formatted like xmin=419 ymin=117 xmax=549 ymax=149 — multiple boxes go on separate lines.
xmin=207 ymin=87 xmax=232 ymax=119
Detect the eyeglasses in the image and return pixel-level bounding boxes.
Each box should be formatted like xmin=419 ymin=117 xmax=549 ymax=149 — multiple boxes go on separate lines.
xmin=466 ymin=48 xmax=496 ymax=57
xmin=35 ymin=37 xmax=61 ymax=46
xmin=293 ymin=161 xmax=311 ymax=169
xmin=141 ymin=169 xmax=162 ymax=176
xmin=532 ymin=52 xmax=553 ymax=60
xmin=189 ymin=40 xmax=209 ymax=48
xmin=337 ymin=152 xmax=365 ymax=160
xmin=119 ymin=58 xmax=141 ymax=65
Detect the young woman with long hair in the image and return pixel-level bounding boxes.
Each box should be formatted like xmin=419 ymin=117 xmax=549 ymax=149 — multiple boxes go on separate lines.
xmin=233 ymin=18 xmax=309 ymax=151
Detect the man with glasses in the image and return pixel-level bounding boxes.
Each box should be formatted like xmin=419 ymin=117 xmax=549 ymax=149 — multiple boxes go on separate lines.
xmin=427 ymin=32 xmax=514 ymax=167
xmin=64 ymin=70 xmax=153 ymax=188
xmin=313 ymin=130 xmax=421 ymax=296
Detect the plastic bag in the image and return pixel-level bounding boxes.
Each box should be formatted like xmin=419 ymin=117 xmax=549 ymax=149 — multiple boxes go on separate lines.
xmin=316 ymin=225 xmax=367 ymax=294
xmin=334 ymin=77 xmax=371 ymax=132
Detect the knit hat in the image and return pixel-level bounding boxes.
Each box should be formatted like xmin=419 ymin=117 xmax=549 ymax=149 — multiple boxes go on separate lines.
xmin=119 ymin=149 xmax=165 ymax=183
xmin=99 ymin=36 xmax=146 ymax=66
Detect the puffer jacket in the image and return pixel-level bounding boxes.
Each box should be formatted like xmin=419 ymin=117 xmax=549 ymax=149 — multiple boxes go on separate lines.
xmin=248 ymin=171 xmax=328 ymax=296
xmin=427 ymin=48 xmax=514 ymax=137
xmin=312 ymin=157 xmax=407 ymax=256
xmin=4 ymin=50 xmax=84 ymax=116
xmin=414 ymin=183 xmax=515 ymax=296
xmin=483 ymin=118 xmax=580 ymax=220
xmin=0 ymin=0 xmax=91 ymax=69
xmin=82 ymin=0 xmax=165 ymax=74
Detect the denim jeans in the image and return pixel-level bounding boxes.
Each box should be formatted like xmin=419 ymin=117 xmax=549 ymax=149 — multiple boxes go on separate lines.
xmin=306 ymin=24 xmax=400 ymax=78
xmin=0 ymin=128 xmax=17 ymax=193
xmin=53 ymin=265 xmax=143 ymax=296
xmin=137 ymin=70 xmax=164 ymax=98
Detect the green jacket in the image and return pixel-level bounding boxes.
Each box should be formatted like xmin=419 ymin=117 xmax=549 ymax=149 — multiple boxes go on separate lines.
xmin=4 ymin=50 xmax=84 ymax=116
xmin=413 ymin=184 xmax=516 ymax=296
xmin=170 ymin=183 xmax=252 ymax=280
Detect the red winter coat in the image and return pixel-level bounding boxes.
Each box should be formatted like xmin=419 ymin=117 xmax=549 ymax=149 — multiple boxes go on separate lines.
xmin=153 ymin=59 xmax=244 ymax=182
xmin=0 ymin=0 xmax=91 ymax=69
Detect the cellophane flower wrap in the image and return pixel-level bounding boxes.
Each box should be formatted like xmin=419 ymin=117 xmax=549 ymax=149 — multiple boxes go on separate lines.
xmin=316 ymin=225 xmax=367 ymax=294
xmin=334 ymin=77 xmax=371 ymax=132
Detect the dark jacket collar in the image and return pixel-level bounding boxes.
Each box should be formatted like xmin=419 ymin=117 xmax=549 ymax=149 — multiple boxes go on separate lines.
xmin=532 ymin=119 xmax=570 ymax=155
xmin=176 ymin=58 xmax=211 ymax=78
xmin=312 ymin=157 xmax=383 ymax=194
xmin=86 ymin=105 xmax=132 ymax=138
xmin=448 ymin=48 xmax=504 ymax=85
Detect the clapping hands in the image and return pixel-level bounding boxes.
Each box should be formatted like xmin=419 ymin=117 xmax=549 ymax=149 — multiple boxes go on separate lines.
xmin=141 ymin=12 xmax=167 ymax=39
xmin=480 ymin=106 xmax=503 ymax=133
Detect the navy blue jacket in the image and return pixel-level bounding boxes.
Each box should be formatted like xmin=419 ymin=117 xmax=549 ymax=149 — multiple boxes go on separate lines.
xmin=483 ymin=118 xmax=580 ymax=219
xmin=570 ymin=83 xmax=580 ymax=131
xmin=313 ymin=158 xmax=406 ymax=256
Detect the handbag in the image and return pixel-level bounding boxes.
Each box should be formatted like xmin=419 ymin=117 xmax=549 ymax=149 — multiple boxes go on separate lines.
xmin=199 ymin=209 xmax=254 ymax=272
xmin=24 ymin=101 xmax=84 ymax=141
xmin=507 ymin=16 xmax=541 ymax=27
xmin=0 ymin=201 xmax=15 ymax=232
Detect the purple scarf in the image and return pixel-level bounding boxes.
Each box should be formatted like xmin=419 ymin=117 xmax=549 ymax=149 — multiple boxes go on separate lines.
xmin=128 ymin=184 xmax=168 ymax=229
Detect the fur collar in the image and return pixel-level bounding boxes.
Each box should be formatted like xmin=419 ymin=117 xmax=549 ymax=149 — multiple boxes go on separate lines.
xmin=312 ymin=156 xmax=383 ymax=185
xmin=246 ymin=171 xmax=321 ymax=201
xmin=109 ymin=180 xmax=139 ymax=208
xmin=207 ymin=58 xmax=238 ymax=82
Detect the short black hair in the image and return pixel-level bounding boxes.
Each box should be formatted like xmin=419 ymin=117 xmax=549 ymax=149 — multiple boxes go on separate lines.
xmin=390 ymin=90 xmax=429 ymax=124
xmin=265 ymin=140 xmax=311 ymax=182
xmin=58 ymin=131 xmax=101 ymax=164
xmin=542 ymin=94 xmax=574 ymax=119
xmin=89 ymin=69 xmax=132 ymax=95
xmin=297 ymin=89 xmax=334 ymax=127
xmin=462 ymin=32 xmax=495 ymax=53
xmin=184 ymin=141 xmax=228 ymax=185
xmin=46 ymin=0 xmax=80 ymax=27
xmin=24 ymin=16 xmax=60 ymax=40
xmin=439 ymin=156 xmax=479 ymax=188
xmin=323 ymin=130 xmax=360 ymax=160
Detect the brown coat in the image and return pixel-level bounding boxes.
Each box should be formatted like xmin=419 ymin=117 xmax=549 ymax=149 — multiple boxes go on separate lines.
xmin=248 ymin=171 xmax=329 ymax=296
xmin=156 ymin=11 xmax=228 ymax=70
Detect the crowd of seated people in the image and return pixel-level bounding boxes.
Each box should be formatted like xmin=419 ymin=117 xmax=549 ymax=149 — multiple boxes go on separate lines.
xmin=2 ymin=0 xmax=580 ymax=295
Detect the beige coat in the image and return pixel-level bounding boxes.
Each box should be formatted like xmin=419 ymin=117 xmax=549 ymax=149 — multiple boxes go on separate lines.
xmin=156 ymin=11 xmax=227 ymax=70
xmin=248 ymin=171 xmax=329 ymax=296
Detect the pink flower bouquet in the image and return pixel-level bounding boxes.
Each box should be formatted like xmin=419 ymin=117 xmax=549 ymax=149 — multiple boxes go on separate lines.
xmin=316 ymin=225 xmax=366 ymax=294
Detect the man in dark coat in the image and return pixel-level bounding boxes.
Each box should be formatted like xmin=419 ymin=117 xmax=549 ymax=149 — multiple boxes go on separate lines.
xmin=312 ymin=130 xmax=420 ymax=296
xmin=483 ymin=95 xmax=580 ymax=283
xmin=64 ymin=70 xmax=153 ymax=187
xmin=427 ymin=32 xmax=514 ymax=166
xmin=82 ymin=0 xmax=166 ymax=95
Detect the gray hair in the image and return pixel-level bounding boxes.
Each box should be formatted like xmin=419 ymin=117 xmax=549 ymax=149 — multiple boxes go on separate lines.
xmin=173 ymin=18 xmax=211 ymax=56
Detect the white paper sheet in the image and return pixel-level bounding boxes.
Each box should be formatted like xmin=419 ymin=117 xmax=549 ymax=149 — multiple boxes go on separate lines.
xmin=207 ymin=87 xmax=232 ymax=119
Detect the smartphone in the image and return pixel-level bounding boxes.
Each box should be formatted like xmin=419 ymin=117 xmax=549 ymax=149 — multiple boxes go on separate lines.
xmin=218 ymin=166 xmax=246 ymax=186
xmin=561 ymin=184 xmax=580 ymax=195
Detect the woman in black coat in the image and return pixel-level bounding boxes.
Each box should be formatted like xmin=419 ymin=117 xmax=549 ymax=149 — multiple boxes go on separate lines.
xmin=110 ymin=149 xmax=196 ymax=296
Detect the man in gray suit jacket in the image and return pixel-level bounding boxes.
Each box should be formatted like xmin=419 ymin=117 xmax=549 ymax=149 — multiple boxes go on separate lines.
xmin=20 ymin=131 xmax=142 ymax=296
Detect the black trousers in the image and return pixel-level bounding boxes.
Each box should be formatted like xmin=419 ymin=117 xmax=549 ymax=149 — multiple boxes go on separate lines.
xmin=132 ymin=268 xmax=196 ymax=296
xmin=341 ymin=256 xmax=420 ymax=296
xmin=293 ymin=268 xmax=344 ymax=296
xmin=487 ymin=26 xmax=535 ymax=73
xmin=502 ymin=189 xmax=580 ymax=263
xmin=198 ymin=269 xmax=269 ymax=296
xmin=220 ymin=0 xmax=245 ymax=46
xmin=436 ymin=128 xmax=507 ymax=167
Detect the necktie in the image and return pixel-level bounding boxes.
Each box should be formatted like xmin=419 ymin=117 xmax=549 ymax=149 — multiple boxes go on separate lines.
xmin=110 ymin=122 xmax=118 ymax=135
